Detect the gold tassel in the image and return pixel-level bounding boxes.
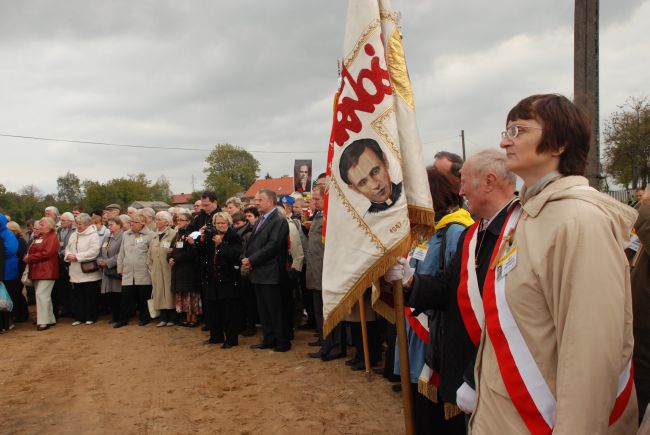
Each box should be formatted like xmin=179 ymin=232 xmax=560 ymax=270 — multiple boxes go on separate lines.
xmin=444 ymin=403 xmax=463 ymax=420
xmin=417 ymin=379 xmax=438 ymax=403
xmin=323 ymin=234 xmax=411 ymax=336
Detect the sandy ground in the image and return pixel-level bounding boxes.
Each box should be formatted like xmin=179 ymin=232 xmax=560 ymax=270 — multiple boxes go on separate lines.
xmin=0 ymin=311 xmax=405 ymax=434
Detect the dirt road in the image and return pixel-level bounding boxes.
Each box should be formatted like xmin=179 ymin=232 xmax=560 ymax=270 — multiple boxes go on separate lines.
xmin=1 ymin=316 xmax=404 ymax=434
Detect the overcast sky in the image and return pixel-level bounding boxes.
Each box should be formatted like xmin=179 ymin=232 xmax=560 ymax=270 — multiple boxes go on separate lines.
xmin=1 ymin=0 xmax=648 ymax=196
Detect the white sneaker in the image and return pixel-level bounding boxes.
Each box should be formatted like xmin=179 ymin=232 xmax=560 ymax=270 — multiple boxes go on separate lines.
xmin=71 ymin=321 xmax=81 ymax=326
xmin=166 ymin=322 xmax=175 ymax=327
xmin=156 ymin=321 xmax=166 ymax=327
xmin=85 ymin=321 xmax=94 ymax=325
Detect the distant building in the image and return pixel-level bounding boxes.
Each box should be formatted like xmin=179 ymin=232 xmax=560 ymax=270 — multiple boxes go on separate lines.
xmin=170 ymin=193 xmax=193 ymax=209
xmin=243 ymin=177 xmax=295 ymax=200
xmin=129 ymin=201 xmax=170 ymax=212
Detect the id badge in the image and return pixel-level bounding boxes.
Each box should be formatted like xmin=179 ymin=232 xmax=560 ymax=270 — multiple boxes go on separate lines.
xmin=162 ymin=242 xmax=171 ymax=249
xmin=496 ymin=245 xmax=517 ymax=281
xmin=35 ymin=239 xmax=43 ymax=244
xmin=135 ymin=237 xmax=143 ymax=244
xmin=102 ymin=242 xmax=108 ymax=249
xmin=175 ymin=241 xmax=184 ymax=249
xmin=412 ymin=244 xmax=428 ymax=261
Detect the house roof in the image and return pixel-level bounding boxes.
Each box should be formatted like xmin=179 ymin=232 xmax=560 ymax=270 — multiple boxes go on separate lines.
xmin=243 ymin=177 xmax=294 ymax=198
xmin=129 ymin=201 xmax=170 ymax=211
xmin=171 ymin=193 xmax=193 ymax=205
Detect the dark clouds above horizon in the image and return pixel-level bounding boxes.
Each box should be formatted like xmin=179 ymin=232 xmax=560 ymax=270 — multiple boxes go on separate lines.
xmin=1 ymin=0 xmax=648 ymax=195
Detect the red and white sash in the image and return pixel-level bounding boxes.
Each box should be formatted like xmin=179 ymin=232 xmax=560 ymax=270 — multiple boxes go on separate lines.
xmin=457 ymin=222 xmax=484 ymax=346
xmin=482 ymin=204 xmax=634 ymax=434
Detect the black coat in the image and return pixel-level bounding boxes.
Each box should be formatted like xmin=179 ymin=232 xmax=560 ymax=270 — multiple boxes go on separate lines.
xmin=209 ymin=229 xmax=242 ymax=300
xmin=245 ymin=209 xmax=289 ymax=286
xmin=407 ymin=205 xmax=509 ymax=404
xmin=167 ymin=228 xmax=200 ymax=294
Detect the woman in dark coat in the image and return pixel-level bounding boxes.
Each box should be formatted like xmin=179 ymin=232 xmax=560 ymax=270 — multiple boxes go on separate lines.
xmin=631 ymin=188 xmax=650 ymax=422
xmin=6 ymin=221 xmax=29 ymax=323
xmin=207 ymin=212 xmax=242 ymax=348
xmin=168 ymin=210 xmax=201 ymax=327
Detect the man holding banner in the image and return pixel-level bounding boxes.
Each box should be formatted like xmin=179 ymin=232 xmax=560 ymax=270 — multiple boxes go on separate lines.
xmin=321 ymin=1 xmax=435 ymax=433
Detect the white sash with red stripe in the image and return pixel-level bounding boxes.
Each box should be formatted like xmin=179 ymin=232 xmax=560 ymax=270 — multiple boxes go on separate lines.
xmin=483 ymin=204 xmax=634 ymax=434
xmin=457 ymin=222 xmax=484 ymax=346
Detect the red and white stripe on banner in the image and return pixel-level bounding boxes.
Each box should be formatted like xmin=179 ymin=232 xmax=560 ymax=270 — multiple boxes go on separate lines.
xmin=483 ymin=204 xmax=634 ymax=434
xmin=457 ymin=222 xmax=484 ymax=346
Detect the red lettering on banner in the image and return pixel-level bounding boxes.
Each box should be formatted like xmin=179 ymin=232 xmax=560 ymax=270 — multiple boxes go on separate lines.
xmin=332 ymin=43 xmax=392 ymax=146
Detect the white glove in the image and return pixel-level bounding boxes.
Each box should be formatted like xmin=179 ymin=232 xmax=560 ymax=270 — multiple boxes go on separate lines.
xmin=384 ymin=258 xmax=415 ymax=285
xmin=456 ymin=382 xmax=477 ymax=414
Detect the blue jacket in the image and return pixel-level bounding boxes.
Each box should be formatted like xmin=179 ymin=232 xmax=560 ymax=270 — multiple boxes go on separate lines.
xmin=0 ymin=215 xmax=19 ymax=280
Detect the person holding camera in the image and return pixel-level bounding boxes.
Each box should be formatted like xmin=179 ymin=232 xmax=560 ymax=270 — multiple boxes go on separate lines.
xmin=205 ymin=212 xmax=243 ymax=348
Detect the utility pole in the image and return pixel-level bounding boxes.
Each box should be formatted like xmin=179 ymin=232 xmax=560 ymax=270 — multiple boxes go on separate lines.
xmin=460 ymin=129 xmax=466 ymax=161
xmin=574 ymin=0 xmax=600 ymax=189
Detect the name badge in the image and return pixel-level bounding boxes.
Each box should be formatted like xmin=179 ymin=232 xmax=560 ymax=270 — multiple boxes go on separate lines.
xmin=162 ymin=242 xmax=171 ymax=249
xmin=496 ymin=245 xmax=518 ymax=281
xmin=102 ymin=242 xmax=108 ymax=248
xmin=35 ymin=239 xmax=43 ymax=244
xmin=135 ymin=237 xmax=143 ymax=244
xmin=629 ymin=234 xmax=641 ymax=253
xmin=175 ymin=241 xmax=184 ymax=249
xmin=411 ymin=244 xmax=428 ymax=262
xmin=59 ymin=241 xmax=64 ymax=247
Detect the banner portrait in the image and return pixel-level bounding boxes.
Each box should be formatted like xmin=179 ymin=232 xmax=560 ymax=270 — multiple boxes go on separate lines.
xmin=322 ymin=0 xmax=434 ymax=335
xmin=293 ymin=159 xmax=312 ymax=193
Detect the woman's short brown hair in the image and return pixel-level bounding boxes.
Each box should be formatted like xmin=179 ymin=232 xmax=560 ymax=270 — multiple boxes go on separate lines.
xmin=506 ymin=94 xmax=591 ymax=176
xmin=427 ymin=167 xmax=463 ymax=212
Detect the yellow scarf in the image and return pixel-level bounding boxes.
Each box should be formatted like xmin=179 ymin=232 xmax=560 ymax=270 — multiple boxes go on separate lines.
xmin=434 ymin=208 xmax=474 ymax=232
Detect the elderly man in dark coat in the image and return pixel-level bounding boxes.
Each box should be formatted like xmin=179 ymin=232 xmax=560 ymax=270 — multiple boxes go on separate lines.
xmin=242 ymin=189 xmax=290 ymax=352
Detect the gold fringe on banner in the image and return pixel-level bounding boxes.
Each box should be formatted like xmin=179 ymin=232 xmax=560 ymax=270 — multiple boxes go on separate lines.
xmin=417 ymin=379 xmax=438 ymax=403
xmin=408 ymin=204 xmax=435 ymax=227
xmin=323 ymin=233 xmax=411 ymax=336
xmin=444 ymin=403 xmax=463 ymax=420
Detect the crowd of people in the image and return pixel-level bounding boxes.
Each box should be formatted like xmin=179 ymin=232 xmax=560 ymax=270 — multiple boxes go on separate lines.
xmin=1 ymin=93 xmax=649 ymax=433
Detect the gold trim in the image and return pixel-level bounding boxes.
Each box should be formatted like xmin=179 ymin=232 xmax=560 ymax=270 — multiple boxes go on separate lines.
xmin=330 ymin=177 xmax=386 ymax=253
xmin=444 ymin=403 xmax=463 ymax=420
xmin=344 ymin=18 xmax=380 ymax=69
xmin=371 ymin=104 xmax=401 ymax=161
xmin=379 ymin=10 xmax=399 ymax=25
xmin=417 ymin=379 xmax=439 ymax=403
xmin=323 ymin=233 xmax=411 ymax=336
xmin=387 ymin=27 xmax=415 ymax=109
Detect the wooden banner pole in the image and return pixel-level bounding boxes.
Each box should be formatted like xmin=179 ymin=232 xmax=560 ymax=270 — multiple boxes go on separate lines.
xmin=392 ymin=280 xmax=415 ymax=435
xmin=358 ymin=292 xmax=372 ymax=379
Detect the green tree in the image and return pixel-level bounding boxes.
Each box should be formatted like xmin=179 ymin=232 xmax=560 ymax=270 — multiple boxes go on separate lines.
xmin=150 ymin=175 xmax=172 ymax=203
xmin=0 ymin=185 xmax=45 ymax=224
xmin=57 ymin=172 xmax=82 ymax=205
xmin=203 ymin=143 xmax=259 ymax=202
xmin=604 ymin=97 xmax=650 ymax=189
xmin=82 ymin=177 xmax=151 ymax=211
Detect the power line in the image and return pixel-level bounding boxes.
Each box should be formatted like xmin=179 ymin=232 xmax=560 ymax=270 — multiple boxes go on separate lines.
xmin=0 ymin=133 xmax=326 ymax=154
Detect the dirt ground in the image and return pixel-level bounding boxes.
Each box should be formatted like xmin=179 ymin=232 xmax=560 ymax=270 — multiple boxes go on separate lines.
xmin=0 ymin=311 xmax=405 ymax=435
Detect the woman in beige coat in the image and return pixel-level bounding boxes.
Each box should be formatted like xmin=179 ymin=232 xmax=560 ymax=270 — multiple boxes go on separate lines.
xmin=149 ymin=211 xmax=177 ymax=326
xmin=470 ymin=94 xmax=637 ymax=434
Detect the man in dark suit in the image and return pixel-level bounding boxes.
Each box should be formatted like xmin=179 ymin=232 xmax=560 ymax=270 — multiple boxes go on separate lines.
xmin=242 ymin=189 xmax=291 ymax=352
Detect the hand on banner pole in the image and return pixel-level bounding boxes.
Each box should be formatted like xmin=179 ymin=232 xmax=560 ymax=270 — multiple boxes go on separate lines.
xmin=456 ymin=382 xmax=477 ymax=414
xmin=384 ymin=258 xmax=415 ymax=287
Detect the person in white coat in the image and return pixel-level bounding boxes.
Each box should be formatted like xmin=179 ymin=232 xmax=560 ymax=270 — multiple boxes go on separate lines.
xmin=65 ymin=213 xmax=101 ymax=325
